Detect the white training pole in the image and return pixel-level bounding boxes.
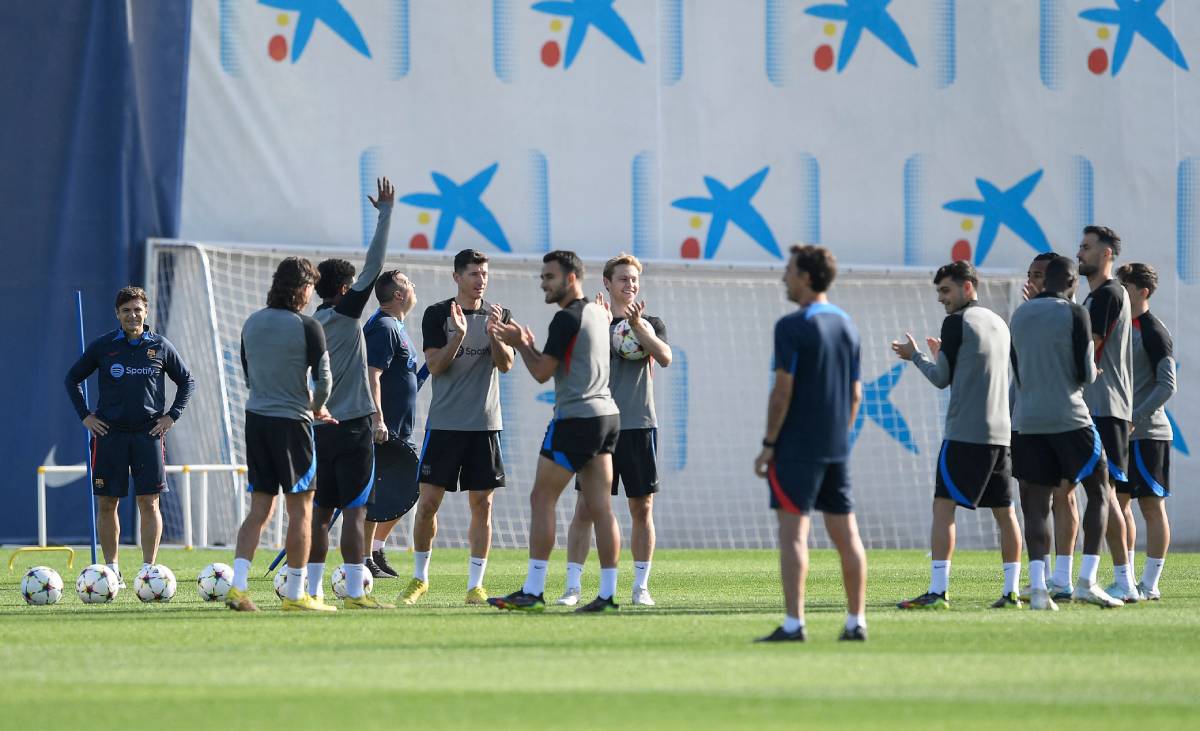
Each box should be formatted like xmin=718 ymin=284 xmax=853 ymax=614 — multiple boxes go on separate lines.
xmin=274 ymin=499 xmax=284 ymax=549
xmin=37 ymin=468 xmax=47 ymax=547
xmin=181 ymin=468 xmax=193 ymax=550
xmin=199 ymin=471 xmax=209 ymax=549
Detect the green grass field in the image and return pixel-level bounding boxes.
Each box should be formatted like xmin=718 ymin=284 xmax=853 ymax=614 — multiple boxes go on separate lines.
xmin=2 ymin=547 xmax=1198 ymax=729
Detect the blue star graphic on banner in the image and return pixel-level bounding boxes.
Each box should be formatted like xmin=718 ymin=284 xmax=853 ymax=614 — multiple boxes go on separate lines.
xmin=671 ymin=167 xmax=781 ymax=259
xmin=850 ymin=363 xmax=919 ymax=454
xmin=1165 ymin=409 xmax=1189 ymax=455
xmin=399 ymin=164 xmax=512 ymax=252
xmin=531 ymin=0 xmax=644 ymax=69
xmin=1080 ymin=0 xmax=1188 ymax=75
xmin=943 ymin=169 xmax=1052 ymax=266
xmin=804 ymin=0 xmax=917 ymax=72
xmin=259 ymin=0 xmax=371 ymax=62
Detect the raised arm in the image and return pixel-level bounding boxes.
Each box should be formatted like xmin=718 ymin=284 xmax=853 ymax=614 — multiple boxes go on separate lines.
xmin=336 ymin=178 xmax=394 ymax=319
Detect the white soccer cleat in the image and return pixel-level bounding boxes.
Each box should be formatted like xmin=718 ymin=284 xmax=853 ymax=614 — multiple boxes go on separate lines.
xmin=1071 ymin=583 xmax=1123 ymax=608
xmin=1046 ymin=580 xmax=1073 ymax=601
xmin=555 ymin=587 xmax=581 ymax=606
xmin=1030 ymin=588 xmax=1059 ymax=611
xmin=631 ymin=587 xmax=656 ymax=606
xmin=1136 ymin=581 xmax=1160 ymax=601
xmin=1104 ymin=582 xmax=1141 ymax=604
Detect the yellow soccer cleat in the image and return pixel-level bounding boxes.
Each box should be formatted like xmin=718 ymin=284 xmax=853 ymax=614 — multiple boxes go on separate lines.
xmin=465 ymin=586 xmax=489 ymax=605
xmin=344 ymin=594 xmax=396 ymax=610
xmin=225 ymin=586 xmax=259 ymax=612
xmin=397 ymin=578 xmax=428 ymax=605
xmin=281 ymin=594 xmax=338 ymax=612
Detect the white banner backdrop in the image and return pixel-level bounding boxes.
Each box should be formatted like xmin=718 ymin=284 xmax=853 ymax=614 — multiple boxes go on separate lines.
xmin=181 ymin=1 xmax=1200 ymax=544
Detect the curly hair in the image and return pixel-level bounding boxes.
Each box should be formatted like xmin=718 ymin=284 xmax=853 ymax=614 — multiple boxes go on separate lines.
xmin=266 ymin=257 xmax=320 ymax=311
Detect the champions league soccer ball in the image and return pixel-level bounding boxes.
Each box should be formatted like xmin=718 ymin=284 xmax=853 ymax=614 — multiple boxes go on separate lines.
xmin=273 ymin=570 xmax=308 ymax=599
xmin=20 ymin=566 xmax=64 ymax=605
xmin=134 ymin=564 xmax=177 ymax=603
xmin=197 ymin=562 xmax=234 ymax=601
xmin=76 ymin=564 xmax=119 ymax=604
xmin=330 ymin=565 xmax=373 ymax=599
xmin=611 ymin=319 xmax=647 ymax=360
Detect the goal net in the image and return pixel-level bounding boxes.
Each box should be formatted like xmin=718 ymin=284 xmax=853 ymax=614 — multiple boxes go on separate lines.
xmin=147 ymin=239 xmax=1025 ymax=551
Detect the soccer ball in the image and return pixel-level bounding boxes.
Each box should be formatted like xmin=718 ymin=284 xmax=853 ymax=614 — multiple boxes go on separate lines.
xmin=134 ymin=564 xmax=177 ymax=603
xmin=330 ymin=565 xmax=373 ymax=599
xmin=76 ymin=564 xmax=119 ymax=604
xmin=197 ymin=562 xmax=233 ymax=602
xmin=20 ymin=566 xmax=63 ymax=605
xmin=611 ymin=319 xmax=647 ymax=360
xmin=273 ymin=570 xmax=308 ymax=599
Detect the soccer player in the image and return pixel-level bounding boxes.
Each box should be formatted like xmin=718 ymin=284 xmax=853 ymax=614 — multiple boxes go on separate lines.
xmin=401 ymin=249 xmax=514 ymax=606
xmin=487 ymin=250 xmax=622 ymax=613
xmin=305 ymin=178 xmax=397 ymax=610
xmin=1116 ymin=262 xmax=1175 ymax=600
xmin=226 ymin=256 xmax=336 ymax=612
xmin=892 ymin=261 xmax=1023 ymax=609
xmin=1076 ymin=226 xmax=1138 ymax=602
xmin=1009 ymin=255 xmax=1121 ymax=610
xmin=65 ymin=286 xmax=195 ymax=586
xmin=753 ymin=245 xmax=868 ymax=642
xmin=363 ymin=269 xmax=422 ymax=578
xmin=557 ymin=253 xmax=670 ymax=607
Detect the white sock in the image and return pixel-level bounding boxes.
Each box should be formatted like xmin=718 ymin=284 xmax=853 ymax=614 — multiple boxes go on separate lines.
xmin=929 ymin=560 xmax=951 ymax=596
xmin=1114 ymin=564 xmax=1136 ymax=593
xmin=632 ymin=561 xmax=651 ymax=591
xmin=599 ymin=567 xmax=618 ymax=600
xmin=782 ymin=615 xmax=804 ymax=633
xmin=1002 ymin=562 xmax=1021 ymax=595
xmin=468 ymin=557 xmax=488 ymax=590
xmin=372 ymin=538 xmax=385 ymax=552
xmin=522 ymin=559 xmax=548 ymax=596
xmin=306 ymin=563 xmax=325 ymax=597
xmin=344 ymin=563 xmax=366 ymax=599
xmin=1052 ymin=554 xmax=1073 ymax=587
xmin=1141 ymin=557 xmax=1165 ymax=591
xmin=1042 ymin=554 xmax=1051 ymax=572
xmin=233 ymin=558 xmax=251 ymax=591
xmin=1079 ymin=554 xmax=1100 ymax=586
xmin=413 ymin=550 xmax=431 ymax=583
xmin=285 ymin=567 xmax=304 ymax=601
xmin=565 ymin=562 xmax=584 ymax=591
xmin=1029 ymin=560 xmax=1047 ymax=591
xmin=107 ymin=562 xmax=120 ymax=576
xmin=846 ymin=613 xmax=866 ymax=630
xmin=1128 ymin=549 xmax=1136 ymax=571
xmin=1124 ymin=562 xmax=1136 ymax=592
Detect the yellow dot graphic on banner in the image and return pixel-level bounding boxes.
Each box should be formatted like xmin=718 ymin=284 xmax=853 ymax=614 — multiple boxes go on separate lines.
xmin=1097 ymin=27 xmax=1110 ymax=40
xmin=418 ymin=212 xmax=431 ymax=225
xmin=689 ymin=215 xmax=703 ymax=230
xmin=823 ymin=23 xmax=837 ymax=37
xmin=550 ymin=19 xmax=563 ymax=33
xmin=277 ymin=13 xmax=289 ymax=27
xmin=961 ymin=219 xmax=974 ymax=232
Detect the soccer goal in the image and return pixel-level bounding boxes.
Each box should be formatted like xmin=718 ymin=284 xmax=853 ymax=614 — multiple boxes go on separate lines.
xmin=146 ymin=239 xmax=1025 ymax=551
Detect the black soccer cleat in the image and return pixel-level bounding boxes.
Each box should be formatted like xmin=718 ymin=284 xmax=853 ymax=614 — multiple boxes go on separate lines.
xmin=487 ymin=590 xmax=546 ymax=612
xmin=838 ymin=625 xmax=867 ymax=642
xmin=370 ymin=550 xmax=400 ymax=578
xmin=755 ymin=626 xmax=806 ymax=643
xmin=364 ymin=556 xmax=387 ymax=579
xmin=574 ymin=595 xmax=620 ymax=614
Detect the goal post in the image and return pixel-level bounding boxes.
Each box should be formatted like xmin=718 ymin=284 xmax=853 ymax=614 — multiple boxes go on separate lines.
xmin=146 ymin=238 xmax=1025 ymax=551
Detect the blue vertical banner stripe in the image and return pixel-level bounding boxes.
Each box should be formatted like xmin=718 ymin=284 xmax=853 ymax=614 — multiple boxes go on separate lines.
xmin=797 ymin=153 xmax=821 ymax=244
xmin=493 ymin=0 xmax=514 ymax=82
xmin=1039 ymin=0 xmax=1062 ymax=90
xmin=1072 ymin=155 xmax=1094 ymax=239
xmin=390 ymin=0 xmax=410 ymax=79
xmin=903 ymin=154 xmax=926 ymax=265
xmin=527 ymin=150 xmax=550 ymax=253
xmin=1179 ymin=158 xmax=1199 ymax=284
xmin=668 ymin=348 xmax=688 ymax=471
xmin=660 ymin=0 xmax=683 ymax=86
xmin=219 ymin=0 xmax=241 ymax=77
xmin=359 ymin=147 xmax=380 ymax=248
xmin=632 ymin=151 xmax=659 ymax=259
xmin=765 ymin=0 xmax=786 ymax=87
xmin=934 ymin=0 xmax=956 ymax=89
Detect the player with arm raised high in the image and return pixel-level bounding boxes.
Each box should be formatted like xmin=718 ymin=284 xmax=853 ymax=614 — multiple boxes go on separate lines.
xmin=753 ymin=245 xmax=868 ymax=642
xmin=303 ymin=177 xmax=397 ymax=610
xmin=558 ymin=253 xmax=671 ymax=607
xmin=892 ymin=261 xmax=1023 ymax=610
xmin=1116 ymin=263 xmax=1176 ymax=600
xmin=401 ymin=249 xmax=514 ymax=606
xmin=226 ymin=257 xmax=336 ymax=612
xmin=488 ymin=250 xmax=623 ymax=614
xmin=1076 ymin=225 xmax=1138 ymax=602
xmin=65 ymin=286 xmax=195 ymax=587
xmin=1010 ymin=255 xmax=1122 ymax=611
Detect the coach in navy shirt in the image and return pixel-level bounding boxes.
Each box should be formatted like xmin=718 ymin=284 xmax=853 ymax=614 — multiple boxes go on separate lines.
xmin=65 ymin=286 xmax=194 ymax=582
xmin=753 ymin=245 xmax=868 ymax=643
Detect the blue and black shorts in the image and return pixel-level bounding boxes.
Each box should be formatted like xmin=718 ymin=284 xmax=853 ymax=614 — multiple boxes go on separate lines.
xmin=541 ymin=414 xmax=620 ymax=474
xmin=766 ymin=460 xmax=852 ymax=515
xmin=934 ymin=441 xmax=1012 ymax=509
xmin=244 ymin=410 xmax=315 ymax=495
xmin=90 ymin=430 xmax=167 ymax=498
xmin=315 ymin=415 xmax=375 ymax=510
xmin=1122 ymin=439 xmax=1170 ymax=498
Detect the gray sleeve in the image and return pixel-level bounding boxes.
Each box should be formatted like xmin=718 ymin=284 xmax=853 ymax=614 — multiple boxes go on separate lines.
xmin=311 ymin=352 xmax=332 ymax=412
xmin=355 ymin=202 xmax=392 ymax=291
xmin=912 ymin=351 xmax=951 ymax=389
xmin=1134 ymin=356 xmax=1177 ymax=422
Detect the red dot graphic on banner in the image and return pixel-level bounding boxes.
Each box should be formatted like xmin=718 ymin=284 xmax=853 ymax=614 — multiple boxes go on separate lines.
xmin=410 ymin=233 xmax=429 ymax=250
xmin=814 ymin=45 xmax=834 ymax=71
xmin=541 ymin=41 xmax=561 ymax=67
xmin=268 ymin=35 xmax=288 ymax=62
xmin=1088 ymin=48 xmax=1108 ymax=74
xmin=951 ymin=239 xmax=972 ymax=262
xmin=681 ymin=238 xmax=700 ymax=259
